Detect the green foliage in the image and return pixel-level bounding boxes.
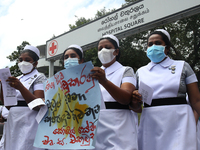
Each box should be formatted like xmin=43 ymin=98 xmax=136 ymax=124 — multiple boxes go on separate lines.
xmin=7 ymin=1 xmax=199 ymax=88
xmin=68 ymin=5 xmax=200 ymax=87
xmin=123 ymin=0 xmax=138 ymax=6
xmin=70 ymin=5 xmax=200 ymax=92
xmin=119 ymin=31 xmax=150 ymax=71
xmin=165 ymin=14 xmax=200 ymax=86
xmin=94 ymin=7 xmax=115 ymax=19
xmin=7 ymin=41 xmax=30 ymax=77
xmin=68 ymin=8 xmax=115 ymax=66
xmin=83 ymin=48 xmax=101 ymax=67
xmin=125 ymin=0 xmax=137 ymax=3
xmin=69 ymin=16 xmax=91 ymax=30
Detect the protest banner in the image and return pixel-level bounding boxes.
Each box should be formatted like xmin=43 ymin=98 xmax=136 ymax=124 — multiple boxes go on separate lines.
xmin=34 ymin=61 xmax=101 ymax=149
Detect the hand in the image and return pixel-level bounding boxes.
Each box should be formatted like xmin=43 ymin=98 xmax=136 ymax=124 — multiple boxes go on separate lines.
xmin=129 ymin=90 xmax=142 ymax=110
xmin=6 ymin=76 xmax=23 ymax=90
xmin=132 ymin=90 xmax=142 ymax=101
xmin=0 ymin=116 xmax=4 ymax=123
xmin=90 ymin=67 xmax=108 ymax=85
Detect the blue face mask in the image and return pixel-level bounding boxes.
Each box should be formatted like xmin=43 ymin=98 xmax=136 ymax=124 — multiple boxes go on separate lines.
xmin=147 ymin=45 xmax=166 ymax=63
xmin=64 ymin=58 xmax=79 ymax=69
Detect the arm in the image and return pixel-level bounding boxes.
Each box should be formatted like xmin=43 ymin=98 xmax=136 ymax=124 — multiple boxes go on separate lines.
xmin=187 ymin=82 xmax=200 ymax=117
xmin=193 ymin=110 xmax=199 ymax=125
xmin=187 ymin=94 xmax=199 ymax=124
xmin=90 ymin=67 xmax=135 ymax=105
xmin=7 ymin=76 xmax=45 ymax=110
xmin=102 ymin=80 xmax=135 ymax=105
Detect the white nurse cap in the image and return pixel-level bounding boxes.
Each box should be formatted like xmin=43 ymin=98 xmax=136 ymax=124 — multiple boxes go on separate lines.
xmin=155 ymin=29 xmax=171 ymax=41
xmin=68 ymin=44 xmax=83 ymax=57
xmin=102 ymin=34 xmax=119 ymax=47
xmin=24 ymin=45 xmax=40 ymax=58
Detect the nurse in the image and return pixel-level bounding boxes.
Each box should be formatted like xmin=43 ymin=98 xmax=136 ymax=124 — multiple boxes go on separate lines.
xmin=132 ymin=29 xmax=200 ymax=150
xmin=49 ymin=44 xmax=84 ymax=150
xmin=63 ymin=44 xmax=84 ymax=68
xmin=2 ymin=45 xmax=47 ymax=150
xmin=90 ymin=34 xmax=139 ymax=150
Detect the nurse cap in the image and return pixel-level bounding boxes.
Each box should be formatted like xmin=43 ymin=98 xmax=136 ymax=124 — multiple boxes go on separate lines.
xmin=68 ymin=44 xmax=83 ymax=57
xmin=102 ymin=34 xmax=119 ymax=47
xmin=155 ymin=29 xmax=171 ymax=41
xmin=24 ymin=45 xmax=40 ymax=58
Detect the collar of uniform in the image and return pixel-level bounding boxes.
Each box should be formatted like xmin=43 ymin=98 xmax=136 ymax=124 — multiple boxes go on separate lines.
xmin=147 ymin=57 xmax=174 ymax=70
xmin=101 ymin=61 xmax=123 ymax=75
xmin=18 ymin=69 xmax=39 ymax=81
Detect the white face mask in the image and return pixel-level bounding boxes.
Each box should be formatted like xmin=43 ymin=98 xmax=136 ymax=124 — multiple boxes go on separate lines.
xmin=18 ymin=61 xmax=34 ymax=74
xmin=98 ymin=48 xmax=116 ymax=64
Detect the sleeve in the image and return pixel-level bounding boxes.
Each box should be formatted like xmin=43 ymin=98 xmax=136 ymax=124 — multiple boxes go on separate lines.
xmin=33 ymin=73 xmax=47 ymax=91
xmin=183 ymin=62 xmax=198 ymax=84
xmin=28 ymin=73 xmax=47 ymax=110
xmin=122 ymin=66 xmax=136 ymax=86
xmin=2 ymin=106 xmax=9 ymax=119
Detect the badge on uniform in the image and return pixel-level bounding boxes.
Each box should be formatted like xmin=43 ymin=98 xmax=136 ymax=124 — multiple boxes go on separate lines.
xmin=169 ymin=65 xmax=176 ymax=74
xmin=28 ymin=74 xmax=37 ymax=84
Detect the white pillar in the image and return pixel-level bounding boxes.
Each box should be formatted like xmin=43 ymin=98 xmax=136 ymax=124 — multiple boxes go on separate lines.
xmin=49 ymin=60 xmax=54 ymax=78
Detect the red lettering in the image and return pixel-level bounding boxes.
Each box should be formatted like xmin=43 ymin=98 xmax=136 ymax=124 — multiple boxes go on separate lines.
xmin=67 ymin=78 xmax=80 ymax=87
xmin=54 ymin=74 xmax=60 ymax=85
xmin=45 ymin=81 xmax=55 ymax=92
xmin=69 ymin=134 xmax=90 ymax=146
xmin=90 ymin=133 xmax=94 ymax=139
xmin=42 ymin=135 xmax=54 ymax=145
xmin=57 ymin=137 xmax=66 ymax=146
xmin=81 ymin=134 xmax=90 ymax=146
xmin=54 ymin=64 xmax=96 ymax=95
xmin=78 ymin=121 xmax=96 ymax=134
xmin=59 ymin=72 xmax=64 ymax=80
xmin=80 ymin=65 xmax=87 ymax=84
xmin=61 ymin=80 xmax=70 ymax=94
xmin=53 ymin=126 xmax=71 ymax=135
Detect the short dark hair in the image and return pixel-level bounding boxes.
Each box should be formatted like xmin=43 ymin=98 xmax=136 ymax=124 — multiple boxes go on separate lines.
xmin=62 ymin=47 xmax=83 ymax=61
xmin=98 ymin=37 xmax=121 ymax=61
xmin=148 ymin=30 xmax=171 ymax=50
xmin=21 ymin=50 xmax=39 ymax=62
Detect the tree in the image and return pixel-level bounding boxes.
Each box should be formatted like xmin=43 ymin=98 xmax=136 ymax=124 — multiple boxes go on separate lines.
xmin=68 ymin=8 xmax=115 ymax=67
xmin=119 ymin=31 xmax=150 ymax=71
xmin=68 ymin=3 xmax=200 ymax=87
xmin=94 ymin=7 xmax=115 ymax=19
xmin=69 ymin=16 xmax=91 ymax=30
xmin=166 ymin=14 xmax=200 ymax=86
xmin=7 ymin=41 xmax=30 ymax=77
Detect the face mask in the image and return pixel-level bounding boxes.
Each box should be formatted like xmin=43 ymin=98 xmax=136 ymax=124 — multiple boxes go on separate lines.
xmin=147 ymin=45 xmax=166 ymax=63
xmin=64 ymin=58 xmax=79 ymax=69
xmin=18 ymin=61 xmax=34 ymax=74
xmin=98 ymin=48 xmax=116 ymax=64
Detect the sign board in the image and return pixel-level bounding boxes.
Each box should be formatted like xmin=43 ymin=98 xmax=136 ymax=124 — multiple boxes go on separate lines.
xmin=46 ymin=0 xmax=200 ymax=60
xmin=34 ymin=61 xmax=101 ymax=149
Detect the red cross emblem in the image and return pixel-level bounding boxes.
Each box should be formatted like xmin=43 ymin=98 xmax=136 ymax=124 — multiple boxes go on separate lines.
xmin=48 ymin=40 xmax=58 ymax=56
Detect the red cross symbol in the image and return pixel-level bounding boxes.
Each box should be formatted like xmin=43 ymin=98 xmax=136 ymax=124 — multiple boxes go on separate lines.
xmin=48 ymin=40 xmax=58 ymax=56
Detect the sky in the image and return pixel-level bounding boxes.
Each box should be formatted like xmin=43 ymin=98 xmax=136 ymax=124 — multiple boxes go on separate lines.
xmin=0 ymin=0 xmax=125 ymax=69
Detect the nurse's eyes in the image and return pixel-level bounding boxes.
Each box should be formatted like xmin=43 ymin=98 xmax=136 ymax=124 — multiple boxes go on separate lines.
xmin=64 ymin=54 xmax=77 ymax=60
xmin=148 ymin=41 xmax=162 ymax=47
xmin=18 ymin=58 xmax=31 ymax=62
xmin=98 ymin=46 xmax=112 ymax=51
